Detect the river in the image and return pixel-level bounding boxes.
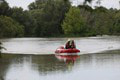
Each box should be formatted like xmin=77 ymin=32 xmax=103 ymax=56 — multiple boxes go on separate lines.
xmin=1 ymin=35 xmax=120 ymax=54
xmin=0 ymin=36 xmax=120 ymax=80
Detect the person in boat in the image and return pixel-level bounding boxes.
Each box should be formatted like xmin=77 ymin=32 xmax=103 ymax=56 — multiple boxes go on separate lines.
xmin=65 ymin=39 xmax=76 ymax=49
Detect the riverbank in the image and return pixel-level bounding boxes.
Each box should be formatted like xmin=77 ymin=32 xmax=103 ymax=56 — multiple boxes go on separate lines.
xmin=1 ymin=34 xmax=120 ymax=38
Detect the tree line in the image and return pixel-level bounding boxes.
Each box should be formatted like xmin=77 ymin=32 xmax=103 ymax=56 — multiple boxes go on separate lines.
xmin=0 ymin=0 xmax=120 ymax=38
xmin=62 ymin=6 xmax=120 ymax=36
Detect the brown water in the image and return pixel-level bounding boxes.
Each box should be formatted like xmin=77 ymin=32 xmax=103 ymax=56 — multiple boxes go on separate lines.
xmin=0 ymin=36 xmax=120 ymax=80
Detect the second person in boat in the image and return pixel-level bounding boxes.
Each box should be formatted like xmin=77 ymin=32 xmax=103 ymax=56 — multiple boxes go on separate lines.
xmin=65 ymin=39 xmax=76 ymax=49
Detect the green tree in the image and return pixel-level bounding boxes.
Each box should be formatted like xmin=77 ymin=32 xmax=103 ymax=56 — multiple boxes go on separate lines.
xmin=92 ymin=7 xmax=114 ymax=35
xmin=28 ymin=0 xmax=47 ymax=10
xmin=0 ymin=0 xmax=10 ymax=16
xmin=29 ymin=0 xmax=71 ymax=37
xmin=10 ymin=7 xmax=37 ymax=36
xmin=29 ymin=9 xmax=43 ymax=36
xmin=83 ymin=0 xmax=93 ymax=5
xmin=62 ymin=7 xmax=87 ymax=36
xmin=0 ymin=16 xmax=24 ymax=38
xmin=78 ymin=5 xmax=93 ymax=12
xmin=113 ymin=10 xmax=120 ymax=34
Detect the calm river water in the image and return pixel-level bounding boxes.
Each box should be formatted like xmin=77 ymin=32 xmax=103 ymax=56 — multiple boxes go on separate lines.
xmin=0 ymin=36 xmax=120 ymax=80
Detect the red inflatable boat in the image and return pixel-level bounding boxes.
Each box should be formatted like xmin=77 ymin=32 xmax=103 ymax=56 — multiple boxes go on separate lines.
xmin=55 ymin=46 xmax=80 ymax=54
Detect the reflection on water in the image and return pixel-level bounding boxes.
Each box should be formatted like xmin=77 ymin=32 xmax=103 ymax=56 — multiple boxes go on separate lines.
xmin=55 ymin=55 xmax=80 ymax=64
xmin=55 ymin=55 xmax=80 ymax=71
xmin=0 ymin=50 xmax=120 ymax=80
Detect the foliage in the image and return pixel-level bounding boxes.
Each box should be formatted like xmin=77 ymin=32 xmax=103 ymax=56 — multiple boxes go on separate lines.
xmin=62 ymin=7 xmax=87 ymax=36
xmin=83 ymin=0 xmax=93 ymax=5
xmin=0 ymin=0 xmax=10 ymax=16
xmin=113 ymin=10 xmax=120 ymax=34
xmin=62 ymin=5 xmax=120 ymax=36
xmin=29 ymin=0 xmax=71 ymax=37
xmin=0 ymin=16 xmax=24 ymax=38
xmin=10 ymin=7 xmax=37 ymax=36
xmin=0 ymin=0 xmax=120 ymax=37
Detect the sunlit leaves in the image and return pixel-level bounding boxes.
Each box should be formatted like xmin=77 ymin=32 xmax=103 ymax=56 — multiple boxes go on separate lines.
xmin=62 ymin=7 xmax=87 ymax=35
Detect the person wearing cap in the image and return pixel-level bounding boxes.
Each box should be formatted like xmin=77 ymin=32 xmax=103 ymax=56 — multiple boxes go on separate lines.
xmin=65 ymin=39 xmax=76 ymax=49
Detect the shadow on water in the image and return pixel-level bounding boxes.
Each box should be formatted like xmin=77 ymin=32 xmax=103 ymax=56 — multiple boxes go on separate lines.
xmin=0 ymin=50 xmax=120 ymax=80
